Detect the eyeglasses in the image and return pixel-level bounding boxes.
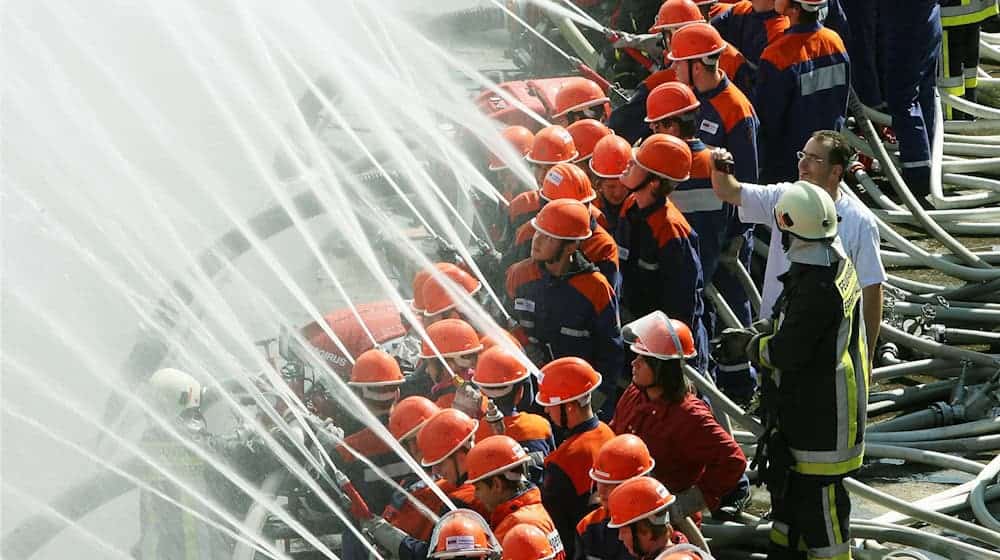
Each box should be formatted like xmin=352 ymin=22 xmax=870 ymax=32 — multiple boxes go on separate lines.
xmin=796 ymin=151 xmax=826 ymax=164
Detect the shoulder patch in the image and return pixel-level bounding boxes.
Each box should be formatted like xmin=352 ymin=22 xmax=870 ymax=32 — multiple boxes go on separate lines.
xmin=567 ymin=272 xmax=614 ymax=314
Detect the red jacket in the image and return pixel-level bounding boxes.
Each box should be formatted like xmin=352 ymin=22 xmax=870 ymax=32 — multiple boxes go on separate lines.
xmin=610 ymin=386 xmax=746 ymax=511
xmin=383 ymin=478 xmax=451 ymax=540
xmin=491 ymin=486 xmax=567 ymax=559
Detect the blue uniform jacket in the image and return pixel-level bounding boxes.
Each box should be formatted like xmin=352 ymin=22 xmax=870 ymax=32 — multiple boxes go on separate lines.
xmin=694 ymin=75 xmax=760 ymax=185
xmin=711 ymin=1 xmax=790 ymax=67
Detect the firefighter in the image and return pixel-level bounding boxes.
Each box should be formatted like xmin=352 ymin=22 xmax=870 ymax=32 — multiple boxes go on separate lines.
xmin=501 ymin=163 xmax=622 ymax=294
xmin=502 ymin=524 xmax=559 ymax=560
xmin=383 ymin=397 xmax=448 ymax=541
xmin=536 ymin=357 xmax=617 ymax=559
xmin=883 ymin=0 xmax=942 ymax=203
xmin=415 ymin=318 xmax=485 ymax=409
xmin=367 ymin=508 xmax=502 ymax=560
xmin=415 ymin=408 xmax=489 ymax=516
xmin=471 ymin=345 xmax=556 ymax=483
xmin=505 ymin=199 xmax=625 ymax=415
xmin=605 ymin=477 xmax=678 ymax=560
xmin=755 ymin=0 xmax=850 ymax=184
xmin=568 ymin=118 xmax=614 ymax=175
xmin=421 ymin=264 xmax=484 ymax=326
xmin=508 ymin=126 xmax=579 ymax=239
xmin=466 ymin=435 xmax=566 ymax=557
xmin=717 ymin=181 xmax=868 ymax=560
xmin=610 ymin=312 xmax=748 ymax=522
xmin=939 ymin=0 xmax=997 ymax=120
xmin=589 ymin=135 xmax=634 ymax=233
xmin=489 ymin=126 xmax=537 ymax=202
xmin=552 ymin=77 xmax=612 ymax=125
xmin=709 ymin=0 xmax=790 ymax=68
xmin=576 ymin=435 xmax=657 ymax=560
xmin=614 ymin=133 xmax=710 ymax=376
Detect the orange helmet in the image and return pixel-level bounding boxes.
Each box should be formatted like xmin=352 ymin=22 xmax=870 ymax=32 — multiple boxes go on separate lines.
xmin=552 ymin=78 xmax=610 ymax=118
xmin=536 ymin=356 xmax=602 ymax=406
xmin=634 ymin=134 xmax=692 ymax=182
xmin=589 ymin=135 xmax=633 ymax=179
xmin=466 ymin=435 xmax=532 ymax=483
xmin=420 ymin=318 xmax=484 ymax=360
xmin=540 ymin=163 xmax=596 ymax=203
xmin=489 ymin=126 xmax=535 ymax=171
xmin=428 ymin=510 xmax=501 ymax=559
xmin=653 ymin=544 xmax=711 ymax=560
xmin=480 ymin=331 xmax=524 ymax=352
xmin=422 ymin=264 xmax=482 ymax=317
xmin=526 ymin=125 xmax=578 ymax=165
xmin=625 ymin=311 xmax=697 ymax=360
xmin=590 ymin=434 xmax=656 ymax=484
xmin=567 ymin=119 xmax=613 ymax=162
xmin=606 ymin=476 xmax=676 ymax=528
xmin=531 ymin=199 xmax=592 ymax=241
xmin=418 ymin=408 xmax=479 ymax=467
xmin=501 ymin=524 xmax=557 ymax=560
xmin=411 ymin=268 xmax=434 ymax=314
xmin=349 ymin=349 xmax=404 ymax=387
xmin=473 ymin=346 xmax=531 ymax=395
xmin=390 ymin=396 xmax=441 ymax=442
xmin=645 ymin=82 xmax=701 ymax=123
xmin=650 ymin=0 xmax=704 ymax=32
xmin=667 ymin=22 xmax=726 ymax=62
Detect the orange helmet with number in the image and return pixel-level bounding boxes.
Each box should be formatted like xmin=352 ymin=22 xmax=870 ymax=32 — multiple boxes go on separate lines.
xmin=541 ymin=163 xmax=596 ymax=203
xmin=567 ymin=119 xmax=613 ymax=162
xmin=590 ymin=434 xmax=656 ymax=484
xmin=390 ymin=396 xmax=441 ymax=442
xmin=536 ymin=356 xmax=602 ymax=406
xmin=633 ymin=134 xmax=692 ymax=182
xmin=501 ymin=524 xmax=557 ymax=560
xmin=418 ymin=408 xmax=480 ymax=467
xmin=428 ymin=510 xmax=502 ymax=559
xmin=489 ymin=126 xmax=536 ymax=171
xmin=531 ymin=199 xmax=593 ymax=241
xmin=606 ymin=476 xmax=676 ymax=528
xmin=589 ymin=135 xmax=633 ymax=179
xmin=552 ymin=78 xmax=610 ymax=118
xmin=466 ymin=435 xmax=532 ymax=483
xmin=624 ymin=310 xmax=697 ymax=360
xmin=526 ymin=125 xmax=578 ymax=165
xmin=645 ymin=82 xmax=701 ymax=123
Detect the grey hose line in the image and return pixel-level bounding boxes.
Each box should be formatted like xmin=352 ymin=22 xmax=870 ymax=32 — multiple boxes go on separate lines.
xmin=868 ymin=408 xmax=942 ymax=433
xmin=887 ymin=301 xmax=1000 ymax=324
xmin=945 ymin=328 xmax=1000 ymax=344
xmin=864 ymin=443 xmax=986 ymax=474
xmin=944 ymin=172 xmax=1000 ymax=193
xmin=879 ymin=433 xmax=1000 ymax=453
xmin=881 ymin=250 xmax=1000 ymax=268
xmin=884 ymin=275 xmax=945 ymax=295
xmin=872 ymin=358 xmax=958 ymax=382
xmin=895 ymin=276 xmax=1000 ymax=303
xmin=880 ymin=322 xmax=1000 ymax=368
xmin=682 ymin=364 xmax=764 ymax=436
xmin=707 ymin=284 xmax=744 ymax=329
xmin=969 ymin=452 xmax=1000 ymax=531
xmin=941 ymin=91 xmax=1000 ymax=120
xmin=850 ymin=91 xmax=993 ymax=269
xmin=867 ymin=417 xmax=1000 ymax=443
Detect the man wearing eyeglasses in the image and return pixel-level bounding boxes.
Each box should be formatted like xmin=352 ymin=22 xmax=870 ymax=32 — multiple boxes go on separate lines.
xmin=709 ymin=130 xmax=885 ymax=361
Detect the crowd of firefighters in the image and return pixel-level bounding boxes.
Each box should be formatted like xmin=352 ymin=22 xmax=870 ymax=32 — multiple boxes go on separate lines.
xmin=140 ymin=1 xmax=999 ymax=559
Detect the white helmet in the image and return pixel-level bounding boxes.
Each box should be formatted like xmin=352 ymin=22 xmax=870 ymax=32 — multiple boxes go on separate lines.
xmin=774 ymin=181 xmax=838 ymax=241
xmin=149 ymin=368 xmax=203 ymax=414
xmin=793 ymin=0 xmax=827 ymax=11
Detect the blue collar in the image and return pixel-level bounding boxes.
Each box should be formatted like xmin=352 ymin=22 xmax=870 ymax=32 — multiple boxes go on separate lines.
xmin=698 ymin=75 xmax=731 ymax=102
xmin=786 ymin=21 xmax=822 ymax=34
xmin=687 ymin=139 xmax=707 ymax=152
xmin=566 ymin=415 xmax=600 ymax=438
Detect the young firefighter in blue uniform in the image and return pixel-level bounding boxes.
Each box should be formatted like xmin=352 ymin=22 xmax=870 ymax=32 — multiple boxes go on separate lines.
xmin=755 ymin=0 xmax=850 ymax=184
xmin=505 ymin=198 xmax=625 ymax=418
xmin=614 ymin=134 xmax=710 ymax=377
xmin=718 ymin=181 xmax=868 ymax=560
xmin=710 ymin=0 xmax=790 ymax=69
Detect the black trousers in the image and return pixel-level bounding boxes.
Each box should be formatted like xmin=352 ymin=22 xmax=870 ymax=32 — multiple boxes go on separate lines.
xmin=767 ymin=473 xmax=852 ymax=560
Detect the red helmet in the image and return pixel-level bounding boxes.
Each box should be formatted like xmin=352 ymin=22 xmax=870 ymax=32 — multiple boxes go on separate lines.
xmin=526 ymin=125 xmax=578 ymax=165
xmin=536 ymin=357 xmax=602 ymax=406
xmin=422 ymin=264 xmax=482 ymax=317
xmin=473 ymin=346 xmax=531 ymax=390
xmin=418 ymin=409 xmax=479 ymax=467
xmin=567 ymin=119 xmax=613 ymax=162
xmin=667 ymin=22 xmax=726 ymax=62
xmin=590 ymin=434 xmax=656 ymax=484
xmin=530 ymin=199 xmax=592 ymax=241
xmin=645 ymin=82 xmax=700 ymax=123
xmin=420 ymin=318 xmax=483 ymax=360
xmin=541 ymin=163 xmax=596 ymax=203
xmin=489 ymin=126 xmax=535 ymax=171
xmin=466 ymin=435 xmax=532 ymax=483
xmin=625 ymin=310 xmax=697 ymax=360
xmin=634 ymin=134 xmax=692 ymax=182
xmin=589 ymin=135 xmax=633 ymax=179
xmin=552 ymin=78 xmax=610 ymax=118
xmin=501 ymin=524 xmax=556 ymax=560
xmin=428 ymin=510 xmax=501 ymax=559
xmin=390 ymin=396 xmax=441 ymax=441
xmin=650 ymin=0 xmax=704 ymax=32
xmin=606 ymin=476 xmax=676 ymax=528
xmin=349 ymin=349 xmax=404 ymax=387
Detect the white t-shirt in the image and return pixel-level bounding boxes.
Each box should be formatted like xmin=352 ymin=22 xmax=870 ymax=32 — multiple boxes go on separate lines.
xmin=739 ymin=182 xmax=887 ymax=319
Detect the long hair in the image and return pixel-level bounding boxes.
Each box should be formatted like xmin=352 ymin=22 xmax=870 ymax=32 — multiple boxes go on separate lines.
xmin=647 ymin=357 xmax=691 ymax=403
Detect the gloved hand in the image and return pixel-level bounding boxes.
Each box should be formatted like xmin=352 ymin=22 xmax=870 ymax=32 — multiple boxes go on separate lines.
xmin=751 ymin=318 xmax=774 ymax=336
xmin=306 ymin=416 xmax=345 ymax=452
xmin=485 ymin=399 xmax=505 ymax=435
xmin=667 ymin=486 xmax=706 ymax=520
xmin=452 ymin=383 xmax=484 ymax=418
xmin=713 ymin=328 xmax=755 ymax=365
xmin=524 ymin=343 xmax=552 ymax=367
xmin=611 ymin=31 xmax=662 ymax=52
xmin=362 ymin=516 xmax=409 ymax=556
